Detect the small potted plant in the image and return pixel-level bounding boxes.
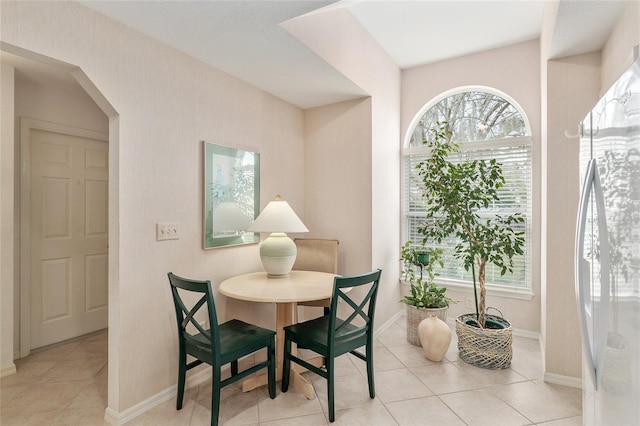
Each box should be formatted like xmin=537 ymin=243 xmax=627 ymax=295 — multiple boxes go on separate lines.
xmin=400 ymin=242 xmax=455 ymax=346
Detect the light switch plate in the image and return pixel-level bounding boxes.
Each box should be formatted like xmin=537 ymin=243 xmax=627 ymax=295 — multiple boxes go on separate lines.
xmin=156 ymin=223 xmax=180 ymax=241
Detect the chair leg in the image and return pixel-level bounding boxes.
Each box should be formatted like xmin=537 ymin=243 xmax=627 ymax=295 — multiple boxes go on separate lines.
xmin=176 ymin=350 xmax=187 ymax=410
xmin=366 ymin=342 xmax=375 ymax=398
xmin=211 ymin=367 xmax=222 ymax=426
xmin=268 ymin=339 xmax=276 ymax=399
xmin=327 ymin=357 xmax=335 ymax=422
xmin=281 ymin=336 xmax=292 ymax=392
xmin=231 ymin=360 xmax=238 ymax=376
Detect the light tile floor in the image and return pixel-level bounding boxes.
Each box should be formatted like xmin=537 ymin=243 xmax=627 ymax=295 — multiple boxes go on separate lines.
xmin=0 ymin=318 xmax=583 ymax=425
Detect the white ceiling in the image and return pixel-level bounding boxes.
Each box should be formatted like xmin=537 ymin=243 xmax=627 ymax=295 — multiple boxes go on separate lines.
xmin=345 ymin=0 xmax=546 ymax=69
xmin=3 ymin=1 xmax=627 ymax=109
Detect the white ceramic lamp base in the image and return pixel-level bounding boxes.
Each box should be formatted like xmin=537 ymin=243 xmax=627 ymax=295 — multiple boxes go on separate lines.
xmin=259 ymin=232 xmax=297 ymax=277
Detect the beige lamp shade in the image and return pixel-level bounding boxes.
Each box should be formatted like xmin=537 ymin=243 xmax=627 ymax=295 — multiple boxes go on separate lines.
xmin=247 ymin=198 xmax=308 ymax=277
xmin=246 ymin=200 xmax=309 ymax=233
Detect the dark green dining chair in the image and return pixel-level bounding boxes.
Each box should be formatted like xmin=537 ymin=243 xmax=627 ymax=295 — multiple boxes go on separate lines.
xmin=281 ymin=269 xmax=382 ymax=422
xmin=168 ymin=272 xmax=276 ymax=426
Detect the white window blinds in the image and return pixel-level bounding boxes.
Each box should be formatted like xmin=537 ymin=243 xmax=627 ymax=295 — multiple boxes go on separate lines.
xmin=403 ymin=136 xmax=532 ymax=290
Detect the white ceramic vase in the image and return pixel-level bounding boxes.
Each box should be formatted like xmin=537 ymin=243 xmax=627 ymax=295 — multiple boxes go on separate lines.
xmin=418 ymin=315 xmax=452 ymax=362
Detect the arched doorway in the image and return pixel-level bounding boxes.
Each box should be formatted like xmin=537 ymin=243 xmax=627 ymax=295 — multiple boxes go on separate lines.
xmin=1 ymin=44 xmax=120 ymax=419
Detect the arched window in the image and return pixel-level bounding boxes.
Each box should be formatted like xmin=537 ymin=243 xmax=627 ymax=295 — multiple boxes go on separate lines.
xmin=403 ymin=88 xmax=532 ymax=291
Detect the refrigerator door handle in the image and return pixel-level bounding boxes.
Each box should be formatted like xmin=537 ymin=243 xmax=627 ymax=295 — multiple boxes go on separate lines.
xmin=575 ymin=159 xmax=597 ymax=387
xmin=575 ymin=158 xmax=611 ymax=390
xmin=592 ymin=159 xmax=611 ymax=390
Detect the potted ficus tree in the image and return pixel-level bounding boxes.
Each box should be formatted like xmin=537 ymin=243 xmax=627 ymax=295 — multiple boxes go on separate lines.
xmin=416 ymin=122 xmax=525 ymax=369
xmin=400 ymin=242 xmax=455 ymax=346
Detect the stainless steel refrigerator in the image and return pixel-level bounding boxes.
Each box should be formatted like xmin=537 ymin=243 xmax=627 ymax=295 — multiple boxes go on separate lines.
xmin=576 ymin=57 xmax=640 ymax=425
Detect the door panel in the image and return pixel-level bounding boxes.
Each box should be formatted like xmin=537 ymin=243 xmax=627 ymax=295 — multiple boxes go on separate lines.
xmin=42 ymin=177 xmax=71 ymax=238
xmin=30 ymin=128 xmax=108 ymax=349
xmin=85 ymin=254 xmax=108 ymax=312
xmin=41 ymin=258 xmax=71 ymax=321
xmin=85 ymin=180 xmax=108 ymax=236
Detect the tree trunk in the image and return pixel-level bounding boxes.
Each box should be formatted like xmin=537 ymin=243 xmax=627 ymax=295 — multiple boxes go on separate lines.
xmin=478 ymin=260 xmax=486 ymax=327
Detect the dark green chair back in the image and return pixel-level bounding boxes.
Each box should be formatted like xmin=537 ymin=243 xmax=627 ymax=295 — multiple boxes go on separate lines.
xmin=170 ymin=273 xmax=220 ymax=363
xmin=281 ymin=269 xmax=382 ymax=422
xmin=168 ymin=272 xmax=276 ymax=426
xmin=328 ymin=269 xmax=380 ymax=353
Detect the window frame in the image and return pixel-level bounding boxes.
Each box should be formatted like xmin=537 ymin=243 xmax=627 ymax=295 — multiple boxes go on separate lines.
xmin=402 ymin=86 xmax=534 ymax=297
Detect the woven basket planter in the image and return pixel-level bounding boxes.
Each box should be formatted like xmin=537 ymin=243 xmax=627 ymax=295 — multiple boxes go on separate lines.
xmin=406 ymin=305 xmax=448 ymax=346
xmin=456 ymin=313 xmax=512 ymax=369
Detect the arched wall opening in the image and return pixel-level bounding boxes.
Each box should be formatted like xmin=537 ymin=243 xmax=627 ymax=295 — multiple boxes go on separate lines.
xmin=1 ymin=42 xmax=121 ymax=416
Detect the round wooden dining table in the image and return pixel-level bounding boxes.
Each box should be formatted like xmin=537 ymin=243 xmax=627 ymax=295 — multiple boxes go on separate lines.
xmin=219 ymin=270 xmax=337 ymax=399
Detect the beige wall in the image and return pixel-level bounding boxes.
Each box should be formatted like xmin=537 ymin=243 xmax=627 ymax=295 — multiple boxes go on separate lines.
xmin=401 ymin=39 xmax=543 ymax=334
xmin=601 ymin=1 xmax=639 ymax=92
xmin=538 ymin=0 xmax=560 ymax=372
xmin=15 ymin=78 xmax=108 ymax=132
xmin=1 ymin=63 xmax=16 ymax=376
xmin=283 ymin=7 xmax=403 ymax=328
xmin=303 ymin=98 xmax=372 ymax=276
xmin=1 ymin=0 xmax=305 ymax=416
xmin=545 ymin=52 xmax=601 ymax=381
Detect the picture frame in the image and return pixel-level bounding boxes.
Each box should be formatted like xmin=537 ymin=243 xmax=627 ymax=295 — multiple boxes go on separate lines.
xmin=203 ymin=142 xmax=260 ymax=249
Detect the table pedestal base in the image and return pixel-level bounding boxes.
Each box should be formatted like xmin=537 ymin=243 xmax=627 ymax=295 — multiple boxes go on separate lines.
xmin=239 ymin=302 xmax=326 ymax=399
xmin=239 ymin=369 xmax=315 ymax=399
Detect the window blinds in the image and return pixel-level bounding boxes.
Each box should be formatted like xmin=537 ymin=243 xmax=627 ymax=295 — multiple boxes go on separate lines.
xmin=403 ymin=136 xmax=532 ymax=290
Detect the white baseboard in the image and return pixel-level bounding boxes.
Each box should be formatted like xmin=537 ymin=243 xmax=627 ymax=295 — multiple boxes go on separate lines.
xmin=0 ymin=363 xmax=17 ymax=378
xmin=512 ymin=328 xmax=540 ymax=340
xmin=374 ymin=310 xmax=404 ymax=339
xmin=103 ymin=367 xmax=212 ymax=426
xmin=544 ymin=372 xmax=582 ymax=389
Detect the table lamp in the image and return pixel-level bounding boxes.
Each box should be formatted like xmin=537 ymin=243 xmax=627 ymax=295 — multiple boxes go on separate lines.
xmin=247 ymin=195 xmax=309 ymax=277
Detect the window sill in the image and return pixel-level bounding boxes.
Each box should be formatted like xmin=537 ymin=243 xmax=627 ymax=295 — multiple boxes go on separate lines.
xmin=399 ymin=278 xmax=534 ymax=301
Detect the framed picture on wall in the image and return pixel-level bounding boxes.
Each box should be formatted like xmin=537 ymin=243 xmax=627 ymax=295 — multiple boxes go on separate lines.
xmin=203 ymin=141 xmax=260 ymax=249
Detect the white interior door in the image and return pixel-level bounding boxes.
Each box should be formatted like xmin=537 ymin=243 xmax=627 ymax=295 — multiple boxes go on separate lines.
xmin=29 ymin=127 xmax=108 ymax=349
